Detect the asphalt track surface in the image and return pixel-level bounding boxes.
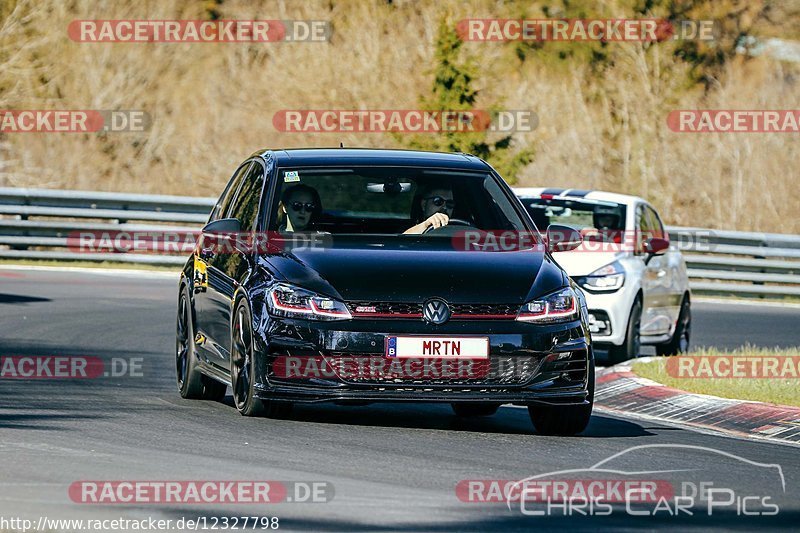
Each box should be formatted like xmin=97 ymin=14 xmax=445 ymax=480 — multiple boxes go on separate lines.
xmin=1 ymin=267 xmax=799 ymax=531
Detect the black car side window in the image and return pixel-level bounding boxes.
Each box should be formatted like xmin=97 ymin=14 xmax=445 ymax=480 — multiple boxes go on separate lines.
xmin=228 ymin=162 xmax=265 ymax=232
xmin=210 ymin=162 xmax=252 ymax=222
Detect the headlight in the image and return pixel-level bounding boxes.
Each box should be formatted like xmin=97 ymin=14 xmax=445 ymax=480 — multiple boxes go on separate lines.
xmin=267 ymin=283 xmax=352 ymax=321
xmin=517 ymin=287 xmax=579 ymax=323
xmin=580 ymin=261 xmax=625 ymax=292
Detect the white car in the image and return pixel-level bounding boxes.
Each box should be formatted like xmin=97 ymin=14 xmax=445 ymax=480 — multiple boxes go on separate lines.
xmin=515 ymin=188 xmax=691 ymax=364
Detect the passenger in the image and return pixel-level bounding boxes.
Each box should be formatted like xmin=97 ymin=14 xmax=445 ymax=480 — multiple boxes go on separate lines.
xmin=403 ymin=184 xmax=455 ymax=234
xmin=277 ymin=184 xmax=322 ymax=233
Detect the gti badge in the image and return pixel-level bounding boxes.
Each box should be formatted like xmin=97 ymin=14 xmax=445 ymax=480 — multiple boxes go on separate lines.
xmin=423 ymin=298 xmax=451 ymax=325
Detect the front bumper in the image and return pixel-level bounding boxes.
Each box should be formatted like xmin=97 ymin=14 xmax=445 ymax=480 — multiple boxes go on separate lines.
xmin=579 ymin=284 xmax=638 ymax=346
xmin=252 ymin=315 xmax=593 ymax=406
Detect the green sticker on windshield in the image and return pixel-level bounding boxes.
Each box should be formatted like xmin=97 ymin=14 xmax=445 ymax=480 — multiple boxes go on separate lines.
xmin=284 ymin=170 xmax=300 ymax=182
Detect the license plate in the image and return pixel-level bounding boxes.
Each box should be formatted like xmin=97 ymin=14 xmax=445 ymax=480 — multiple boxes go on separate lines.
xmin=385 ymin=336 xmax=489 ymax=359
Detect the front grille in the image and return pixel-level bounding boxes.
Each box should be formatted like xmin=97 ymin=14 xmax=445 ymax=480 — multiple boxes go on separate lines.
xmin=451 ymin=303 xmax=517 ymax=317
xmin=347 ymin=301 xmax=518 ymax=319
xmin=320 ymin=353 xmax=542 ymax=386
xmin=347 ymin=301 xmax=422 ymax=317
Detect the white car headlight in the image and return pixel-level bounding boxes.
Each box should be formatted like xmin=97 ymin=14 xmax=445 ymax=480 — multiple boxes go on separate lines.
xmin=267 ymin=283 xmax=352 ymax=321
xmin=580 ymin=261 xmax=625 ymax=292
xmin=516 ymin=287 xmax=579 ymax=323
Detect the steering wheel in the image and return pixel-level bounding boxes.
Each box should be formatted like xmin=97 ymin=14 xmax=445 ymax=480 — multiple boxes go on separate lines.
xmin=422 ymin=217 xmax=473 ymax=235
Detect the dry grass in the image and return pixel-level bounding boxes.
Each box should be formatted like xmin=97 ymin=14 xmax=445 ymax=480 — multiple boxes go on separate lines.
xmin=0 ymin=0 xmax=798 ymax=232
xmin=632 ymin=346 xmax=800 ymax=407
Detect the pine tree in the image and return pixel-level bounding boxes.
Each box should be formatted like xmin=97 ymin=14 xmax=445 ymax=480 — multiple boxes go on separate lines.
xmin=397 ymin=17 xmax=534 ymax=184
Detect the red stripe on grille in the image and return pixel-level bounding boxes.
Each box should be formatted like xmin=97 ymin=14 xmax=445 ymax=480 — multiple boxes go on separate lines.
xmin=351 ymin=313 xmax=421 ymax=318
xmin=451 ymin=314 xmax=515 ymax=320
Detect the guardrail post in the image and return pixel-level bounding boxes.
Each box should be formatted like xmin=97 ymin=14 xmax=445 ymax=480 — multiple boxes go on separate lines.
xmin=754 ymin=238 xmax=767 ymax=300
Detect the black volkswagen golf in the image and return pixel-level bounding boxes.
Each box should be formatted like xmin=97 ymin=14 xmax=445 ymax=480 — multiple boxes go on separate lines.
xmin=177 ymin=148 xmax=594 ymax=435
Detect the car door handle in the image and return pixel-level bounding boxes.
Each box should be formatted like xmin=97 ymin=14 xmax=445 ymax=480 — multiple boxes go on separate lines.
xmin=657 ymin=269 xmax=667 ymax=278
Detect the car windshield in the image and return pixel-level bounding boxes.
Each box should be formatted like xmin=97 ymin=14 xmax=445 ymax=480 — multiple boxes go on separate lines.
xmin=521 ymin=197 xmax=627 ymax=232
xmin=269 ymin=167 xmax=529 ymax=237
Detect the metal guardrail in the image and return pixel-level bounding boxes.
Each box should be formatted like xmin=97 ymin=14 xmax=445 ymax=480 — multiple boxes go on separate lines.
xmin=0 ymin=187 xmax=798 ymax=298
xmin=0 ymin=187 xmax=212 ymax=267
xmin=665 ymin=226 xmax=800 ymax=298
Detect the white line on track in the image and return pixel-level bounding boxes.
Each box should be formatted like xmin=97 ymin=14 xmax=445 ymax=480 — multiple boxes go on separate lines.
xmin=694 ymin=296 xmax=800 ymax=309
xmin=0 ymin=264 xmax=179 ymax=279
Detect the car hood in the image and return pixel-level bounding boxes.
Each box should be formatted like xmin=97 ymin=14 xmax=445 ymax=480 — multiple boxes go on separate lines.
xmin=551 ymin=250 xmax=624 ymax=277
xmin=263 ymin=241 xmax=565 ymax=304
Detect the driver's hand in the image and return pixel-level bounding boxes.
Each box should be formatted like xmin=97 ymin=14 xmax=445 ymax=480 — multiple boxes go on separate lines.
xmin=425 ymin=213 xmax=450 ymax=230
xmin=402 ymin=213 xmax=450 ymax=234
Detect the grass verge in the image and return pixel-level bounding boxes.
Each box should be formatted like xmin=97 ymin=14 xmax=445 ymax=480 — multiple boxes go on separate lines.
xmin=632 ymin=346 xmax=800 ymax=408
xmin=0 ymin=259 xmax=179 ymax=272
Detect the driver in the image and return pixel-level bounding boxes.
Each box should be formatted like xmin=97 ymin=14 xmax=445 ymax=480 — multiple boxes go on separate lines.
xmin=403 ymin=185 xmax=455 ymax=234
xmin=594 ymin=212 xmax=619 ymax=230
xmin=586 ymin=207 xmax=622 ymax=243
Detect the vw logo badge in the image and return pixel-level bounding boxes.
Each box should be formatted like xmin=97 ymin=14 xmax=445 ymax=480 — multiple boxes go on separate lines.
xmin=423 ymin=298 xmax=451 ymax=325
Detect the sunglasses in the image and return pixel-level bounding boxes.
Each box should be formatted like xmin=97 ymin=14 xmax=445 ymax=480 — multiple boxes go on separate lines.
xmin=425 ymin=196 xmax=455 ymax=209
xmin=290 ymin=202 xmax=316 ymax=213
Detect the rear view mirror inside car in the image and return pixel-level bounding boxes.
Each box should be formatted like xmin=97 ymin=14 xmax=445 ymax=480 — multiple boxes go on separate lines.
xmin=366 ymin=181 xmax=412 ymax=194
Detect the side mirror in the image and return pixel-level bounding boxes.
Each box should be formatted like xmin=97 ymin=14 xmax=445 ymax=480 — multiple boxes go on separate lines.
xmin=644 ymin=237 xmax=669 ymax=255
xmin=643 ymin=237 xmax=669 ymax=264
xmin=201 ymin=218 xmax=240 ymax=234
xmin=547 ymin=224 xmax=583 ymax=253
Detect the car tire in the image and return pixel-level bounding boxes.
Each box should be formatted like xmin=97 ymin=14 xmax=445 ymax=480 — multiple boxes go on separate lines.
xmin=451 ymin=403 xmax=500 ymax=417
xmin=656 ymin=295 xmax=691 ymax=356
xmin=230 ymin=300 xmax=293 ymax=418
xmin=607 ymin=298 xmax=642 ymax=365
xmin=528 ymin=357 xmax=594 ymax=436
xmin=230 ymin=300 xmax=265 ymax=417
xmin=176 ymin=284 xmax=227 ymax=401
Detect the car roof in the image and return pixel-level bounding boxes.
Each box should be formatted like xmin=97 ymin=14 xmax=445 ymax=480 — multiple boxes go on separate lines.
xmin=513 ymin=187 xmax=645 ymax=207
xmin=253 ymin=148 xmax=491 ymax=171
